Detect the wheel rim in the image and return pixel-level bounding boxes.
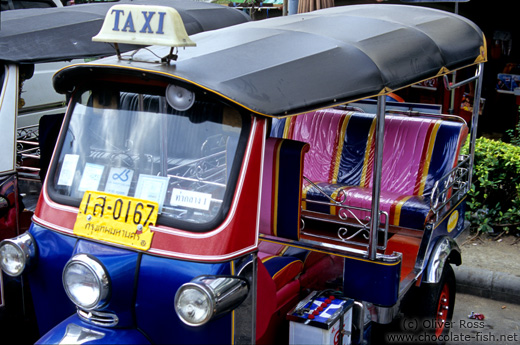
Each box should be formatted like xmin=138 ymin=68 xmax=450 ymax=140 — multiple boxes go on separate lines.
xmin=435 ymin=282 xmax=450 ymax=337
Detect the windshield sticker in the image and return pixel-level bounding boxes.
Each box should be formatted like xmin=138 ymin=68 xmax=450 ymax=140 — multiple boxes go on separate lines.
xmin=57 ymin=154 xmax=80 ymax=186
xmin=105 ymin=168 xmax=134 ymax=196
xmin=78 ymin=163 xmax=105 ymax=192
xmin=135 ymin=175 xmax=169 ymax=213
xmin=170 ymin=189 xmax=212 ymax=211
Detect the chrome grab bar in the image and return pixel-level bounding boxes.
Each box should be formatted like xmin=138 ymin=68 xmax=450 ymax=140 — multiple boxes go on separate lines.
xmin=443 ymin=64 xmax=482 ymax=91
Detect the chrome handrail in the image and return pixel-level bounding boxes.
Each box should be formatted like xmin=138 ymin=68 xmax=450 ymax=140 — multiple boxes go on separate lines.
xmin=430 ymin=154 xmax=471 ymax=220
xmin=301 ymin=198 xmax=389 ymax=252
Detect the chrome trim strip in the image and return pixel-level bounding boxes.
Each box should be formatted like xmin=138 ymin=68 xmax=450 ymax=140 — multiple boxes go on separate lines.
xmin=424 ymin=236 xmax=460 ymax=284
xmin=32 ymin=215 xmax=74 ymax=234
xmin=147 ymin=244 xmax=258 ymax=262
xmin=58 ymin=323 xmax=105 ymax=345
xmin=77 ymin=309 xmax=119 ymax=328
xmin=260 ymin=234 xmax=401 ymax=264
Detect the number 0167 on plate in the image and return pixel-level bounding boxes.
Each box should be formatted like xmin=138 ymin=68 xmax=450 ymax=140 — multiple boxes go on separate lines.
xmin=73 ymin=191 xmax=159 ymax=250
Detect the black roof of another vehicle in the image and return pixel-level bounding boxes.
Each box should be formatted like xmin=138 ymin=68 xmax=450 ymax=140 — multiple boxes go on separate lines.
xmin=0 ymin=0 xmax=250 ymax=64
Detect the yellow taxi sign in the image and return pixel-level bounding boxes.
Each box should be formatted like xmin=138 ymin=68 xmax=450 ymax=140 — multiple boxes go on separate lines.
xmin=93 ymin=4 xmax=195 ymax=48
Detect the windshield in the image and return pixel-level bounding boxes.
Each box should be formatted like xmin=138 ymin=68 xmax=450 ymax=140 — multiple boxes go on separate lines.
xmin=49 ymin=85 xmax=248 ymax=230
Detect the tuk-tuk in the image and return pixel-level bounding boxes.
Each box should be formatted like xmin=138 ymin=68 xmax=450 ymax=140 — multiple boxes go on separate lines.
xmin=0 ymin=0 xmax=248 ymax=339
xmin=0 ymin=3 xmax=486 ymax=344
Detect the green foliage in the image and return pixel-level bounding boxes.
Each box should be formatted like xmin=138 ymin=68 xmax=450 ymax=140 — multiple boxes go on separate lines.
xmin=506 ymin=120 xmax=520 ymax=146
xmin=463 ymin=137 xmax=520 ymax=235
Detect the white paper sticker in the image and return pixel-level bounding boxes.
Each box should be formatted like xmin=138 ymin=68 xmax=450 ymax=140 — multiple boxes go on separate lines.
xmin=57 ymin=154 xmax=80 ymax=186
xmin=78 ymin=163 xmax=105 ymax=192
xmin=105 ymin=168 xmax=134 ymax=196
xmin=170 ymin=189 xmax=212 ymax=211
xmin=135 ymin=175 xmax=169 ymax=212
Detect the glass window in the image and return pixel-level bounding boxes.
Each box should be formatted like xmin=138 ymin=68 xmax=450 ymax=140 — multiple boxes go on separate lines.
xmin=49 ymin=86 xmax=248 ymax=229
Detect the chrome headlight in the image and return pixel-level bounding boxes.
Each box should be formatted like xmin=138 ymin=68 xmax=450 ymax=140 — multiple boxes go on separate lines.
xmin=175 ymin=276 xmax=249 ymax=327
xmin=0 ymin=233 xmax=36 ymax=277
xmin=63 ymin=254 xmax=110 ymax=310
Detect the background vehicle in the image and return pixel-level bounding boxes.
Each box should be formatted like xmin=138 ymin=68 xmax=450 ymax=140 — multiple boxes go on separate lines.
xmin=0 ymin=3 xmax=485 ymax=344
xmin=1 ymin=0 xmax=63 ymax=11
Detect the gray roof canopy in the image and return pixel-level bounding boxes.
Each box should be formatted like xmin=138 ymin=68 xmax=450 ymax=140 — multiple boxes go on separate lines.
xmin=54 ymin=4 xmax=486 ymax=117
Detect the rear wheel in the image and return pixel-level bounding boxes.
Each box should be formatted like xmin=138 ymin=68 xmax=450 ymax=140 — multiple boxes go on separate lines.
xmin=415 ymin=264 xmax=456 ymax=344
xmin=434 ymin=277 xmax=452 ymax=336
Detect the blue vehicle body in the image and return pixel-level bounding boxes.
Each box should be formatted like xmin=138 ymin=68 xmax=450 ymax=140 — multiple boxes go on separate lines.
xmin=28 ymin=223 xmax=236 ymax=344
xmin=37 ymin=314 xmax=150 ymax=344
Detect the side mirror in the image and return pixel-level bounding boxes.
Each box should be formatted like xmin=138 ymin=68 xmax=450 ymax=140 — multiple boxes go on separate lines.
xmin=0 ymin=195 xmax=10 ymax=218
xmin=0 ymin=195 xmax=9 ymax=211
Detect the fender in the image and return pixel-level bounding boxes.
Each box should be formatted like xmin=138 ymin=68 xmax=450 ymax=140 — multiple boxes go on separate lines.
xmin=36 ymin=314 xmax=150 ymax=345
xmin=423 ymin=236 xmax=462 ymax=284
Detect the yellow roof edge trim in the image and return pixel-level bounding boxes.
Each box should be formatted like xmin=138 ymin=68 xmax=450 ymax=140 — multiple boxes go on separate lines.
xmin=61 ymin=59 xmax=484 ymax=119
xmin=438 ymin=66 xmax=450 ymax=75
xmin=92 ymin=4 xmax=196 ymax=48
xmin=476 ymin=33 xmax=488 ymax=64
xmin=377 ymin=86 xmax=394 ymax=95
xmin=475 ymin=45 xmax=487 ymax=64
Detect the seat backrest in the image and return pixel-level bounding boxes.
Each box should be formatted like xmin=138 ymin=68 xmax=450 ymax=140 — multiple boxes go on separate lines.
xmin=353 ymin=114 xmax=468 ymax=197
xmin=272 ymin=111 xmax=467 ymax=198
xmin=421 ymin=119 xmax=468 ymax=197
xmin=260 ymin=138 xmax=309 ymax=240
xmin=271 ymin=109 xmax=348 ymax=183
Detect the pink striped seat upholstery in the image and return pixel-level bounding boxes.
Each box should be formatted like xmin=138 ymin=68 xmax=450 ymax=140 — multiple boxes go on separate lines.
xmin=271 ymin=110 xmax=468 ymax=229
xmin=258 ymin=138 xmax=335 ymax=293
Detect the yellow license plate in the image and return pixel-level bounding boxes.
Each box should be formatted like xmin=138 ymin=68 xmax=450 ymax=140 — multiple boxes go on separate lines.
xmin=73 ymin=191 xmax=159 ymax=250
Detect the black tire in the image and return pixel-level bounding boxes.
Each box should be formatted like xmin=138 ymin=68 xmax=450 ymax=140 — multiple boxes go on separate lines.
xmin=373 ymin=265 xmax=456 ymax=345
xmin=414 ymin=264 xmax=456 ymax=344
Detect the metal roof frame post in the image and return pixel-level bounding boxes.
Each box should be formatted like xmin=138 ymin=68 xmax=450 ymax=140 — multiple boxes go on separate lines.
xmin=468 ymin=62 xmax=485 ymax=188
xmin=442 ymin=62 xmax=484 ymax=188
xmin=368 ymin=95 xmax=387 ymax=260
